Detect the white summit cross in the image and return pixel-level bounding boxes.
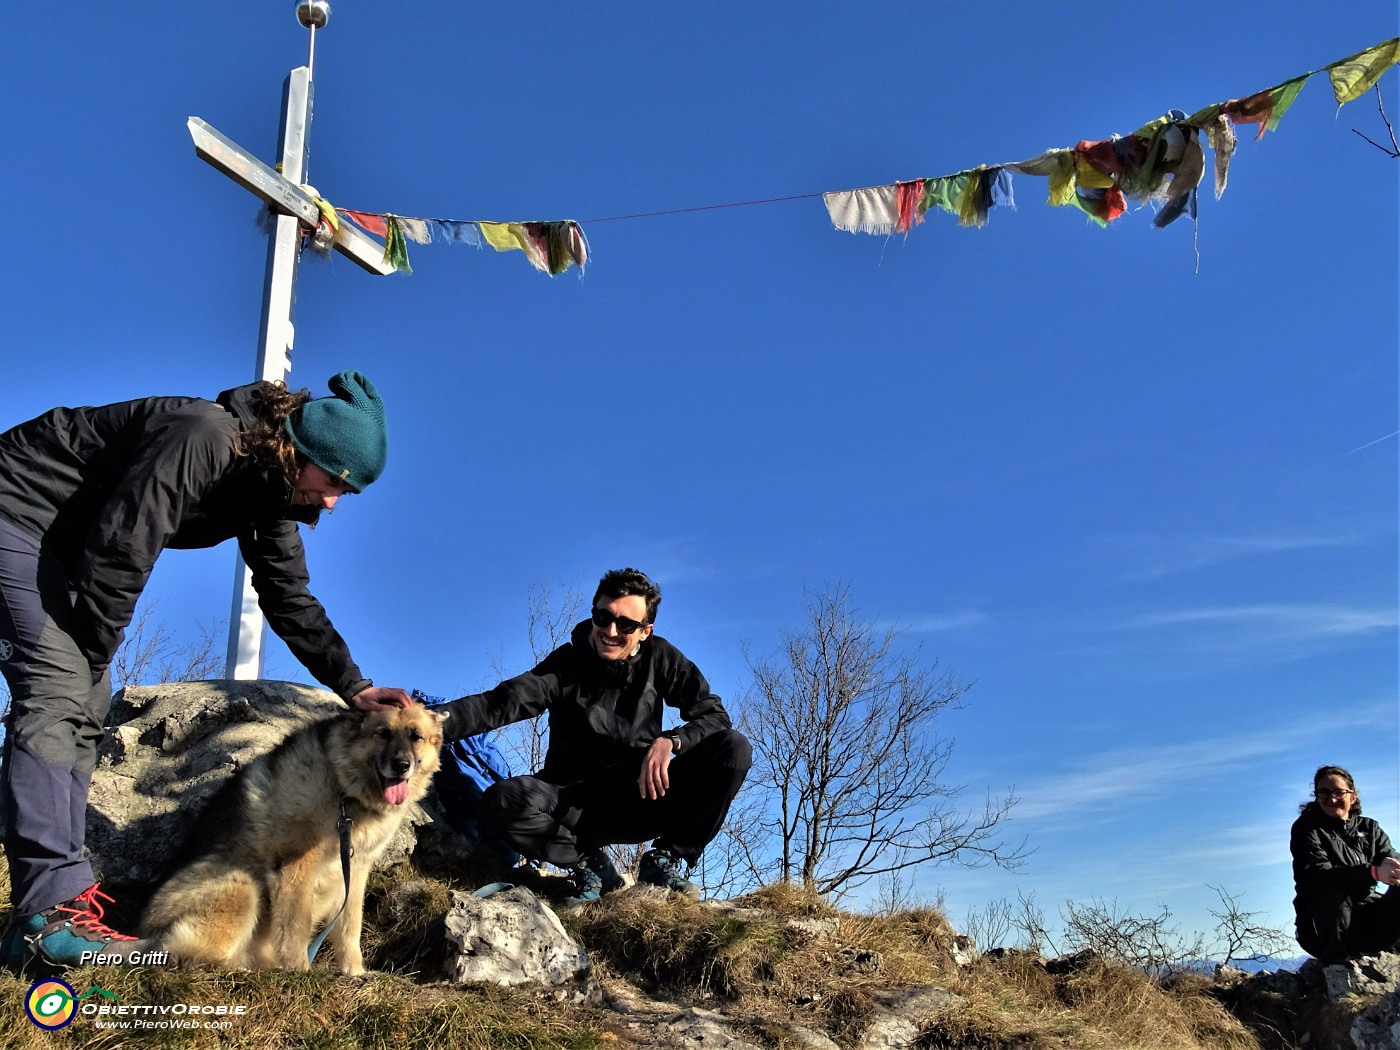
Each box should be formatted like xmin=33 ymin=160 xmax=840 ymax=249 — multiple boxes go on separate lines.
xmin=187 ymin=1 xmax=391 ymax=679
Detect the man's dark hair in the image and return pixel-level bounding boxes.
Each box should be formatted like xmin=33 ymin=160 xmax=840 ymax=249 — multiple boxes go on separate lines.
xmin=594 ymin=568 xmax=661 ymax=624
xmin=1300 ymin=764 xmax=1363 ymax=816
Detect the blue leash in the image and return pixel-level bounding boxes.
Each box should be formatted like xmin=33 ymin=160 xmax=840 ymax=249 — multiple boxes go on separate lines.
xmin=307 ymin=798 xmax=355 ymax=965
xmin=473 ymin=882 xmax=515 ymax=898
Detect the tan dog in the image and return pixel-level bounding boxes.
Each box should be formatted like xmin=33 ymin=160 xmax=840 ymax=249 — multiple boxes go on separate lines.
xmin=141 ymin=704 xmax=445 ymax=975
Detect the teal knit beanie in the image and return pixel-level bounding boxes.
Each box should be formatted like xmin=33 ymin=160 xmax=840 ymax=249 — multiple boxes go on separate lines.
xmin=283 ymin=370 xmax=388 ymax=492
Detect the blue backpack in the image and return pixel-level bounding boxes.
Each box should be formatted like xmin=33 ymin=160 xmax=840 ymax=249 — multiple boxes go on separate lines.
xmin=414 ymin=691 xmax=519 ymax=865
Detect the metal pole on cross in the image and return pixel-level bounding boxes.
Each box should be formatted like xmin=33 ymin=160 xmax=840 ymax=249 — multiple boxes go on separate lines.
xmin=184 ymin=1 xmax=394 ymax=679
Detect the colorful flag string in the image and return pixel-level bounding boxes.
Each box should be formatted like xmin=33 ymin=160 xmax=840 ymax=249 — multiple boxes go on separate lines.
xmin=822 ymin=36 xmax=1398 ymax=243
xmin=331 ymin=36 xmax=1397 ymax=277
xmin=336 ymin=210 xmax=589 ymax=277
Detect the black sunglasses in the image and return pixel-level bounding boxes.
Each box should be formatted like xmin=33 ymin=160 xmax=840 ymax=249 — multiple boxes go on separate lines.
xmin=591 ymin=608 xmax=649 ymax=635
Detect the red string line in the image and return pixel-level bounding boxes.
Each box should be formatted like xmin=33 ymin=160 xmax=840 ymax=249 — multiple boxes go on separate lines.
xmin=578 ymin=191 xmax=827 ymax=224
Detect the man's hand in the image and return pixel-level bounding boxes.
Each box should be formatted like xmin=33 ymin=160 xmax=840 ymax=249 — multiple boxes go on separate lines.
xmin=638 ymin=736 xmax=674 ymax=800
xmin=1378 ymin=857 xmax=1400 ymax=887
xmin=350 ymin=686 xmax=412 ymax=712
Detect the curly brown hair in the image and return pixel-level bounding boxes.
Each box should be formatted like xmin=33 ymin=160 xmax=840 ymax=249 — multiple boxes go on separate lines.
xmin=237 ymin=381 xmax=312 ymax=485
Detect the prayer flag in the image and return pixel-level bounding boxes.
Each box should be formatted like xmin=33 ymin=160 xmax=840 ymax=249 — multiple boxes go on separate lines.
xmin=823 ymin=185 xmax=899 ymax=235
xmin=1327 ymin=37 xmax=1400 ymax=104
xmin=1221 ymin=75 xmax=1310 ymax=140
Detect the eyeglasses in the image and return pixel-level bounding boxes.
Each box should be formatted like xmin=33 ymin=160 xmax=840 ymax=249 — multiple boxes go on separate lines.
xmin=1316 ymin=789 xmax=1354 ymax=801
xmin=591 ymin=608 xmax=649 ymax=635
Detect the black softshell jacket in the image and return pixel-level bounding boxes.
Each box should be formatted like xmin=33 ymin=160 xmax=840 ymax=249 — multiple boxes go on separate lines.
xmin=438 ymin=620 xmax=732 ymax=783
xmin=0 ymin=383 xmax=368 ymax=700
xmin=1292 ymin=803 xmax=1398 ymax=925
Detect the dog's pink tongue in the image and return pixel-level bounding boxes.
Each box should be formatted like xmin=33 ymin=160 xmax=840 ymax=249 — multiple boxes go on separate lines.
xmin=384 ymin=780 xmax=409 ymax=806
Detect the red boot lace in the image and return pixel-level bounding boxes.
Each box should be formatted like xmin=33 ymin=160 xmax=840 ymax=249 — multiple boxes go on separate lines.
xmin=52 ymin=884 xmax=137 ymax=942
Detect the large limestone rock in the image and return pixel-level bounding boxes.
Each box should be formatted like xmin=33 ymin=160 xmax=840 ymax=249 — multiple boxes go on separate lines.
xmin=1351 ymin=991 xmax=1400 ymax=1050
xmin=86 ymin=680 xmax=425 ymax=890
xmin=1327 ymin=953 xmax=1400 ymax=1001
xmin=440 ymin=886 xmax=595 ymax=997
xmin=855 ymin=985 xmax=965 ymax=1050
xmin=1223 ymin=953 xmax=1400 ymax=1050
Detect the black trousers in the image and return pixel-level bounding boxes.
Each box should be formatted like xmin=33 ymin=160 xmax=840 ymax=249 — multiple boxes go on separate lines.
xmin=481 ymin=728 xmax=751 ymax=869
xmin=1296 ymin=885 xmax=1400 ymax=961
xmin=0 ymin=516 xmax=112 ymax=916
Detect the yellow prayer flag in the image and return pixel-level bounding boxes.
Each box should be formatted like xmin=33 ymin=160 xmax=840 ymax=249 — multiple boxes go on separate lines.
xmin=1327 ymin=37 xmax=1400 ymax=105
xmin=479 ymin=221 xmax=527 ymax=252
xmin=1073 ymin=155 xmax=1117 ymax=190
xmin=479 ymin=221 xmax=549 ymax=272
xmin=1047 ymin=154 xmax=1077 ymax=207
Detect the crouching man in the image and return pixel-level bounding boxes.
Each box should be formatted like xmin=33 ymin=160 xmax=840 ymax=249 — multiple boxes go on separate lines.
xmin=437 ymin=568 xmax=751 ymax=905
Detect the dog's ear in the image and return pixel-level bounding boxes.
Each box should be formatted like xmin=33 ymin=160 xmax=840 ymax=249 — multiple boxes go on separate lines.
xmin=431 ymin=710 xmax=448 ymax=725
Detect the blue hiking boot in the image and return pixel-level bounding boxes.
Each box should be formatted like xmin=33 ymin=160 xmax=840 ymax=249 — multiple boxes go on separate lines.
xmin=559 ymin=849 xmax=625 ymax=909
xmin=637 ymin=848 xmax=701 ymax=898
xmin=13 ymin=883 xmax=158 ymax=968
xmin=586 ymin=848 xmax=626 ymax=895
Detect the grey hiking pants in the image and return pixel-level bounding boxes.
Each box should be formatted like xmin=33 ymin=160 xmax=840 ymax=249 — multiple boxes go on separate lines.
xmin=481 ymin=728 xmax=752 ymax=869
xmin=0 ymin=515 xmax=110 ymax=916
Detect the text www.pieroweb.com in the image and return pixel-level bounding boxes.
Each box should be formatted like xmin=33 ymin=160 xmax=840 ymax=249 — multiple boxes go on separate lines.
xmin=85 ymin=1004 xmax=247 ymax=1030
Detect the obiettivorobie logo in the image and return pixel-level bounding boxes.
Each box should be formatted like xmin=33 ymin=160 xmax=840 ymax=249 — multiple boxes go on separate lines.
xmin=24 ymin=979 xmax=115 ymax=1031
xmin=24 ymin=978 xmax=250 ymax=1032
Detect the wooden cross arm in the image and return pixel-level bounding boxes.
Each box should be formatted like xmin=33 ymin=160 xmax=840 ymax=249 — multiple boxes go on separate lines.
xmin=187 ymin=116 xmax=393 ymax=276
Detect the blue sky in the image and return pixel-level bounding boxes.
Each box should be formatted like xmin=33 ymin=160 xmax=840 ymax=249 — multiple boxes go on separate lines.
xmin=2 ymin=1 xmax=1396 ymax=948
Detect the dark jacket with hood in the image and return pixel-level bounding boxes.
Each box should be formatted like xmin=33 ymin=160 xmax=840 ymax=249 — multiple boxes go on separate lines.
xmin=0 ymin=382 xmax=370 ymax=700
xmin=439 ymin=620 xmax=732 ymax=783
xmin=1291 ymin=802 xmax=1397 ymax=933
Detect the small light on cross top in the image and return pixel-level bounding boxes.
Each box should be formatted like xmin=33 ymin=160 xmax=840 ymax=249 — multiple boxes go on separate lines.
xmin=296 ymin=1 xmax=330 ymax=30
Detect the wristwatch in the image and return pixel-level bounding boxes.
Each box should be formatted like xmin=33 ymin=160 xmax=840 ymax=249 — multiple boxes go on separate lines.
xmin=664 ymin=731 xmax=682 ymax=753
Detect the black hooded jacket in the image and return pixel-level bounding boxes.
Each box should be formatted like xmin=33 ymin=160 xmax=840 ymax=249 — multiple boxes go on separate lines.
xmin=438 ymin=620 xmax=732 ymax=783
xmin=0 ymin=382 xmax=369 ymax=700
xmin=1291 ymin=802 xmax=1397 ymax=924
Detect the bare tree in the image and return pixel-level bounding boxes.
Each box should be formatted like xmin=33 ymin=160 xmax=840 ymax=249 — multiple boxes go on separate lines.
xmin=735 ymin=584 xmax=1025 ymax=898
xmin=494 ymin=582 xmax=586 ymax=775
xmin=873 ymin=868 xmax=926 ymax=916
xmin=701 ymin=789 xmax=774 ymax=898
xmin=963 ymin=896 xmax=1016 ymax=952
xmin=106 ymin=600 xmax=224 ymax=689
xmin=1059 ymin=897 xmax=1206 ymax=977
xmin=1009 ymin=889 xmax=1058 ymax=956
xmin=974 ymin=885 xmax=1289 ymax=973
xmin=1208 ymin=884 xmax=1293 ymax=967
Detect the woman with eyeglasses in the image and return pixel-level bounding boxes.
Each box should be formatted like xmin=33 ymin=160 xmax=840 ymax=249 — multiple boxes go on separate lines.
xmin=1290 ymin=765 xmax=1400 ymax=962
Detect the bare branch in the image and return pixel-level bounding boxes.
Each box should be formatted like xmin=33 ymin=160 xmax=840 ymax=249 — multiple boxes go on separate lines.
xmin=1207 ymin=884 xmax=1293 ymax=966
xmin=1010 ymin=889 xmax=1057 ymax=956
xmin=494 ymin=581 xmax=585 ymax=775
xmin=1060 ymin=897 xmax=1205 ymax=977
xmin=109 ymin=600 xmax=224 ymax=689
xmin=735 ymin=584 xmax=1022 ymax=897
xmin=964 ymin=897 xmax=1015 ymax=952
xmin=1352 ymin=84 xmax=1400 ymax=157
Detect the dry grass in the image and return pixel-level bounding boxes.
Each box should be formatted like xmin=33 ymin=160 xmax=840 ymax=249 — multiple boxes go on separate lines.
xmin=0 ymin=964 xmax=614 ymax=1050
xmin=0 ymin=851 xmax=1284 ymax=1050
xmin=568 ymin=881 xmax=1262 ymax=1050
